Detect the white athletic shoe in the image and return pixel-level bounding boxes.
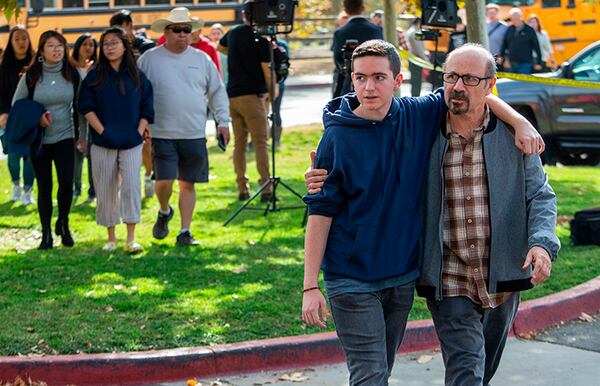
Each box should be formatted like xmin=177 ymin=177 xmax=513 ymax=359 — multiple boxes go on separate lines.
xmin=144 ymin=176 xmax=154 ymax=199
xmin=21 ymin=189 xmax=35 ymax=206
xmin=11 ymin=184 xmax=22 ymax=202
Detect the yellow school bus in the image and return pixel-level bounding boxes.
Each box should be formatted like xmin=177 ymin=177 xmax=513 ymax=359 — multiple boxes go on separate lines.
xmin=0 ymin=0 xmax=243 ymax=48
xmin=489 ymin=0 xmax=600 ymax=63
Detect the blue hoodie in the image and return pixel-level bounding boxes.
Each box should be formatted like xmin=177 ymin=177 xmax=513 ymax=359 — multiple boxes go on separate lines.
xmin=303 ymin=91 xmax=446 ymax=282
xmin=79 ymin=67 xmax=154 ymax=150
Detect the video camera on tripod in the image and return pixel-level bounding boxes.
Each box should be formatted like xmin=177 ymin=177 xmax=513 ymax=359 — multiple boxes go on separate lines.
xmin=244 ymin=0 xmax=298 ymax=35
xmin=340 ymin=39 xmax=359 ymax=76
xmin=224 ymin=0 xmax=307 ymax=227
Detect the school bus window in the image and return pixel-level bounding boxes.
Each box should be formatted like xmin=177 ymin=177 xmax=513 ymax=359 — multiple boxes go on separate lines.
xmin=176 ymin=0 xmax=194 ymax=4
xmin=567 ymin=0 xmax=575 ymax=8
xmin=146 ymin=0 xmax=170 ymax=5
xmin=89 ymin=0 xmax=110 ymax=7
xmin=115 ymin=0 xmax=141 ymax=6
xmin=487 ymin=0 xmax=536 ymax=6
xmin=43 ymin=0 xmax=57 ymax=9
xmin=541 ymin=0 xmax=561 ymax=8
xmin=63 ymin=0 xmax=84 ymax=8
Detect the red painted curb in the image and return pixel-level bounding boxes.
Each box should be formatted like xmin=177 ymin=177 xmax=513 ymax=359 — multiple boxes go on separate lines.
xmin=512 ymin=276 xmax=600 ymax=336
xmin=1 ymin=275 xmax=599 ymax=386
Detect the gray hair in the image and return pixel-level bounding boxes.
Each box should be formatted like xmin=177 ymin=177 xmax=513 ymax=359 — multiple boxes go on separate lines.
xmin=444 ymin=43 xmax=496 ymax=79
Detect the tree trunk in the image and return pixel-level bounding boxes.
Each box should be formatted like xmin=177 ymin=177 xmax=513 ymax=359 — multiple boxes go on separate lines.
xmin=464 ymin=0 xmax=489 ymax=49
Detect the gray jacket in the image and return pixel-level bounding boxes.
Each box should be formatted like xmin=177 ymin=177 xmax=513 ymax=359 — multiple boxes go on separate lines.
xmin=417 ymin=113 xmax=560 ymax=301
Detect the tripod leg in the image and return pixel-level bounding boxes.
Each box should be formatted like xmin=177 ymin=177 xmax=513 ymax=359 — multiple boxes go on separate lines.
xmin=265 ymin=178 xmax=280 ymax=215
xmin=278 ymin=179 xmax=305 ymax=200
xmin=224 ymin=180 xmax=272 ymax=226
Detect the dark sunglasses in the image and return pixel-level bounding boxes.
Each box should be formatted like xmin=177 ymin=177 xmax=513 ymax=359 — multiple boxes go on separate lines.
xmin=168 ymin=25 xmax=192 ymax=34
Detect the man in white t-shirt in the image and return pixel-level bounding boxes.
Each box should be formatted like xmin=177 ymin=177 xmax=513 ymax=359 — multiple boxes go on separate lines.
xmin=138 ymin=7 xmax=230 ymax=246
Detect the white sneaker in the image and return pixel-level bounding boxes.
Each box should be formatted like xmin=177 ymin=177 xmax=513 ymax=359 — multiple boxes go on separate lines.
xmin=11 ymin=184 xmax=22 ymax=202
xmin=21 ymin=189 xmax=35 ymax=205
xmin=144 ymin=176 xmax=154 ymax=199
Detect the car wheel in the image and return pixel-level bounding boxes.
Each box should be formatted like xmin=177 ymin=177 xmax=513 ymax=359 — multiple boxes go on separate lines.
xmin=541 ymin=140 xmax=558 ymax=166
xmin=559 ymin=152 xmax=600 ymax=166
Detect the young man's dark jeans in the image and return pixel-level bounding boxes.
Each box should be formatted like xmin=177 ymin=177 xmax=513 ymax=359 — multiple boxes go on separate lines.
xmin=329 ymin=282 xmax=415 ymax=386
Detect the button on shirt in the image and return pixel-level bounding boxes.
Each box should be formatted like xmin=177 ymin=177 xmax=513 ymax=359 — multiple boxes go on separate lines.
xmin=442 ymin=109 xmax=513 ymax=308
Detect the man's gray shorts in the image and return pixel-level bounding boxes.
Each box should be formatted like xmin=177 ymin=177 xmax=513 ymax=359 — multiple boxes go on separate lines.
xmin=152 ymin=138 xmax=208 ymax=183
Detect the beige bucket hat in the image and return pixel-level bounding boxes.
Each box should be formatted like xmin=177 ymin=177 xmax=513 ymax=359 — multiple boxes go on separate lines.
xmin=150 ymin=7 xmax=204 ymax=33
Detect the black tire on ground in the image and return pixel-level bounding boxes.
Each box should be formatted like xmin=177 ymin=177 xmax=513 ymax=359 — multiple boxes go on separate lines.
xmin=559 ymin=152 xmax=600 ymax=166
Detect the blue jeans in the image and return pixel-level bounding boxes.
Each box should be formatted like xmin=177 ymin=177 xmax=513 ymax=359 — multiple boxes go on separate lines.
xmin=8 ymin=153 xmax=35 ymax=190
xmin=328 ymin=281 xmax=415 ymax=386
xmin=510 ymin=62 xmax=533 ymax=74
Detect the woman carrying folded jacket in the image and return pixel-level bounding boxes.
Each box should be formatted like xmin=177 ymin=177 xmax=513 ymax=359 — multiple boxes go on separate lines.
xmin=79 ymin=27 xmax=154 ymax=254
xmin=0 ymin=26 xmax=35 ymax=205
xmin=12 ymin=30 xmax=85 ymax=249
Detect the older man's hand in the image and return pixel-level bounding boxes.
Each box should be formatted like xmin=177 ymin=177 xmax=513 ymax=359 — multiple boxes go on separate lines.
xmin=305 ymin=150 xmax=328 ymax=194
xmin=522 ymin=246 xmax=552 ymax=285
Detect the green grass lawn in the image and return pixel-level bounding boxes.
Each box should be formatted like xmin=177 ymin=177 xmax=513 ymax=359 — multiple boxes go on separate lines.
xmin=0 ymin=125 xmax=599 ymax=356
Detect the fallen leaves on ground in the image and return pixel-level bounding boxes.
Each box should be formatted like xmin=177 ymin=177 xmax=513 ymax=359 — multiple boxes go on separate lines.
xmin=278 ymin=371 xmax=309 ymax=382
xmin=416 ymin=354 xmax=434 ymax=364
xmin=578 ymin=312 xmax=595 ymax=322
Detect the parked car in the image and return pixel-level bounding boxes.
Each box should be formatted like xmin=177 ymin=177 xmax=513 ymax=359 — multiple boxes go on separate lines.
xmin=496 ymin=40 xmax=600 ymax=165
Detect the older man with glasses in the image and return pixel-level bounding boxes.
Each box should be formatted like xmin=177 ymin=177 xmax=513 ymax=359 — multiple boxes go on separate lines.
xmin=303 ymin=42 xmax=557 ymax=385
xmin=138 ymin=7 xmax=230 ymax=246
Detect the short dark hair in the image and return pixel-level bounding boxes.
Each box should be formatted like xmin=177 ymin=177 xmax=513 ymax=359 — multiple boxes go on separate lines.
xmin=351 ymin=39 xmax=401 ymax=77
xmin=343 ymin=0 xmax=364 ymax=16
xmin=109 ymin=9 xmax=133 ymax=27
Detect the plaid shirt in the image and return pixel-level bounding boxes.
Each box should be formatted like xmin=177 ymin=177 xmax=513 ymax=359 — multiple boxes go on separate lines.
xmin=442 ymin=109 xmax=513 ymax=308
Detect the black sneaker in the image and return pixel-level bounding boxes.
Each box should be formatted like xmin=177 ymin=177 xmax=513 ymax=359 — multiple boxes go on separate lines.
xmin=152 ymin=206 xmax=173 ymax=239
xmin=176 ymin=230 xmax=200 ymax=246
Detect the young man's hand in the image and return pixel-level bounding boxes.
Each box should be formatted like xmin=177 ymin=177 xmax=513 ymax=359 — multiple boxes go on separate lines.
xmin=302 ymin=288 xmax=328 ymax=328
xmin=305 ymin=150 xmax=328 ymax=194
xmin=522 ymin=246 xmax=552 ymax=285
xmin=514 ymin=121 xmax=545 ymax=155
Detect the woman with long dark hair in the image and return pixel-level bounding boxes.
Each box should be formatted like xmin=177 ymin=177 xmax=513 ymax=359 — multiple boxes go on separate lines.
xmin=0 ymin=26 xmax=35 ymax=205
xmin=12 ymin=30 xmax=84 ymax=249
xmin=79 ymin=27 xmax=153 ymax=253
xmin=70 ymin=33 xmax=98 ymax=201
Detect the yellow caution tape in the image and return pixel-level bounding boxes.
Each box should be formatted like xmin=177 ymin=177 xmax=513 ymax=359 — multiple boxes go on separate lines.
xmin=398 ymin=48 xmax=600 ymax=90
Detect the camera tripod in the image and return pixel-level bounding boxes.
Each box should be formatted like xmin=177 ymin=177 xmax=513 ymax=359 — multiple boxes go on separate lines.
xmin=224 ymin=33 xmax=307 ymax=227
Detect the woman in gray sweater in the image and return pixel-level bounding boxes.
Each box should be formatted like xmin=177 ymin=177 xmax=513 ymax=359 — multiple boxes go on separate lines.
xmin=13 ymin=30 xmax=84 ymax=249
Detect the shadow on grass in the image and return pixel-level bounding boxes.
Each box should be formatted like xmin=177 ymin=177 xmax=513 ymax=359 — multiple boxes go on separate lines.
xmin=0 ymin=208 xmax=310 ymax=355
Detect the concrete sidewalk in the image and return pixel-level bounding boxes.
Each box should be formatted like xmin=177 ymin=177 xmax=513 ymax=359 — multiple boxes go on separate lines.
xmin=189 ymin=337 xmax=600 ymax=386
xmin=162 ymin=312 xmax=600 ymax=386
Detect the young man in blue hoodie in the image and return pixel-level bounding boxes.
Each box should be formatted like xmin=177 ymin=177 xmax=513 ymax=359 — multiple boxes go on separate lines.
xmin=301 ymin=40 xmax=544 ymax=385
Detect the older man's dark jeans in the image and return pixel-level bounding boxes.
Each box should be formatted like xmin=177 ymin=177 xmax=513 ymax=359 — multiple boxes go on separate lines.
xmin=427 ymin=293 xmax=520 ymax=386
xmin=329 ymin=282 xmax=415 ymax=386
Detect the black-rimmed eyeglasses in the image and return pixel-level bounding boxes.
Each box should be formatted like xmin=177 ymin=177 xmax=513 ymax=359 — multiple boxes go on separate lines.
xmin=442 ymin=72 xmax=490 ymax=87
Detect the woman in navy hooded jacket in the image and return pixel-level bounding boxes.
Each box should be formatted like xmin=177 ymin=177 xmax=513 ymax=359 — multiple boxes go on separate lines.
xmin=79 ymin=27 xmax=154 ymax=254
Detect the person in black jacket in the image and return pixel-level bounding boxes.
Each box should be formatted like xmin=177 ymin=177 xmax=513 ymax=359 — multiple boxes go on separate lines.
xmin=0 ymin=26 xmax=35 ymax=205
xmin=499 ymin=8 xmax=542 ymax=74
xmin=331 ymin=0 xmax=383 ymax=97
